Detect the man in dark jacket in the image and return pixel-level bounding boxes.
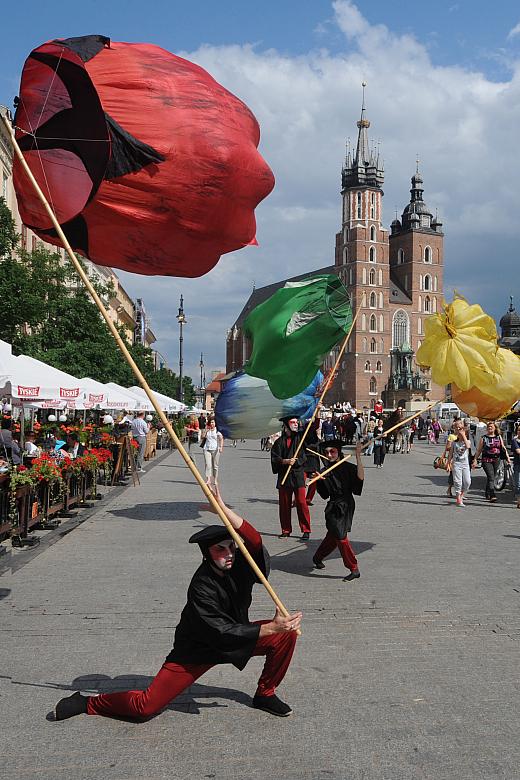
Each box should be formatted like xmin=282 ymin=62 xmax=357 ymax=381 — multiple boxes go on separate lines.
xmin=270 ymin=416 xmax=311 ymax=540
xmin=312 ymin=439 xmax=364 ymax=581
xmin=54 ymin=490 xmax=302 ymax=722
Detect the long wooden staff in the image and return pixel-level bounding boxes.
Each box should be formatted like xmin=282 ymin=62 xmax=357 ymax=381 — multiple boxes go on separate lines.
xmin=3 ymin=115 xmax=294 ymax=624
xmin=363 ymin=400 xmax=439 ymax=450
xmin=306 ymin=447 xmax=331 ymax=461
xmin=307 ymin=401 xmax=440 ymax=485
xmin=306 ymin=454 xmax=352 ymax=486
xmin=280 ymin=303 xmax=362 ymax=486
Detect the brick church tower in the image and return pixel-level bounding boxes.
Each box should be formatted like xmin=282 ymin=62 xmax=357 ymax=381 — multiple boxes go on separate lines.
xmin=327 ymin=89 xmax=445 ymax=408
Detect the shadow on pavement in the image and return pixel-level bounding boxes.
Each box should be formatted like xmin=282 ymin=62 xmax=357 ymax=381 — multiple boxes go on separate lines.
xmin=504 ymin=534 xmax=520 ymax=540
xmin=108 ymin=502 xmax=210 ymax=522
xmin=246 ymin=497 xmax=279 ymax=506
xmin=0 ymin=588 xmax=11 ymax=600
xmin=269 ymin=539 xmax=375 ymax=578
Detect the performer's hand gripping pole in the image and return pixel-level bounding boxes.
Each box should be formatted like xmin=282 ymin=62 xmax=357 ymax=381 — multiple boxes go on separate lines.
xmin=280 ymin=304 xmax=362 ymax=486
xmin=3 ymin=114 xmax=296 ymax=629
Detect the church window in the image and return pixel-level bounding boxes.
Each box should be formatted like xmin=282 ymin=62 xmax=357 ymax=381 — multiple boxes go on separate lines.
xmin=379 ymin=314 xmax=384 ymax=332
xmin=376 ymin=360 xmax=382 ymax=373
xmin=362 ymin=268 xmax=367 ymax=285
xmin=370 ymin=225 xmax=376 ymax=242
xmin=364 ymin=360 xmax=371 ymax=372
xmin=356 ymin=192 xmax=362 ymax=219
xmin=418 ymin=317 xmax=422 ymax=334
xmin=434 ymin=276 xmax=438 ymax=292
xmin=362 ymin=337 xmax=367 ymax=352
xmin=369 ymin=268 xmax=375 ymax=286
xmin=369 ymin=377 xmax=377 ymax=394
xmin=369 ymin=245 xmax=376 ymax=262
xmin=392 ymin=309 xmax=409 ymax=348
xmin=421 ymin=214 xmax=430 ymax=228
xmin=424 ymin=246 xmax=432 ymax=263
xmin=370 ymin=338 xmax=377 ymax=354
xmin=380 ymin=337 xmax=385 ymax=353
xmin=424 ymin=274 xmax=431 ymax=291
xmin=369 ymin=314 xmax=377 ymax=332
xmin=418 ymin=295 xmax=422 ymax=311
xmin=342 ymin=246 xmax=348 ymax=264
xmin=370 ymin=192 xmax=375 ymax=219
xmin=397 ymin=248 xmax=405 ymax=264
xmin=378 ymin=270 xmax=383 ymax=286
xmin=362 ymin=291 xmax=367 ymax=307
xmin=369 ymin=292 xmax=376 ymax=308
xmin=379 ymin=292 xmax=383 ymax=308
xmin=349 ymin=268 xmax=353 ymax=285
xmin=361 ymin=313 xmax=366 ymax=330
xmin=424 ymin=295 xmax=431 ymax=313
xmin=432 ymin=297 xmax=437 ymax=313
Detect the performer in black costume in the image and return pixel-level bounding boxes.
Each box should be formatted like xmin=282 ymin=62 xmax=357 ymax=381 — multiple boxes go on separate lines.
xmin=312 ymin=439 xmax=364 ymax=581
xmin=270 ymin=416 xmax=312 ymax=539
xmin=54 ymin=488 xmax=302 ymax=721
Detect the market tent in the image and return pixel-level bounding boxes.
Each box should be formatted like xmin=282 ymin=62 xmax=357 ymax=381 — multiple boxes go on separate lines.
xmin=103 ymin=383 xmax=147 ymax=412
xmin=0 ymin=342 xmax=79 ymax=403
xmin=127 ymin=386 xmax=186 ymax=413
xmin=78 ymin=377 xmax=140 ymax=411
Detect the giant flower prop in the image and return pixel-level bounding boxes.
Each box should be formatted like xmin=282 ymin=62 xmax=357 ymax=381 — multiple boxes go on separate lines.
xmin=417 ymin=295 xmax=520 ymax=420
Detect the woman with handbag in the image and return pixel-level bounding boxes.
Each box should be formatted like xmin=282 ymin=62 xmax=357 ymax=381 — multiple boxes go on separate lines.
xmin=201 ymin=418 xmax=224 ymax=488
xmin=447 ymin=420 xmax=471 ymax=507
xmin=510 ymin=422 xmax=520 ymax=509
xmin=473 ymin=421 xmax=511 ymax=502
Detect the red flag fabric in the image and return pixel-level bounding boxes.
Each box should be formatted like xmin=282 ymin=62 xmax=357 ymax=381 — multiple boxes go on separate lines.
xmin=13 ymin=35 xmax=274 ymax=277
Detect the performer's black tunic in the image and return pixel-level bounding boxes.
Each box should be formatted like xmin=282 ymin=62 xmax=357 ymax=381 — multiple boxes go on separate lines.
xmin=271 ymin=432 xmax=307 ymax=489
xmin=166 ymin=521 xmax=269 ymax=670
xmin=315 ymin=461 xmax=363 ymax=539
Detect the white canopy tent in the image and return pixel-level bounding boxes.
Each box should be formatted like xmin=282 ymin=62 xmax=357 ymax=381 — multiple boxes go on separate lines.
xmin=103 ymin=383 xmax=149 ymax=412
xmin=127 ymin=386 xmax=186 ymax=413
xmin=0 ymin=342 xmax=81 ymax=404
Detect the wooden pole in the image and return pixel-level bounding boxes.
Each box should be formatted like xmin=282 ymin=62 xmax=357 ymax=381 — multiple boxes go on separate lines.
xmin=3 ymin=114 xmax=294 ymax=623
xmin=306 ymin=454 xmax=352 ymax=486
xmin=361 ymin=400 xmax=439 ymax=451
xmin=306 ymin=447 xmax=330 ymax=462
xmin=280 ymin=303 xmax=362 ymax=486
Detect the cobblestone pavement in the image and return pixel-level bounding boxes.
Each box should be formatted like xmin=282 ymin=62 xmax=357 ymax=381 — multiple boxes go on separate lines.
xmin=1 ymin=441 xmax=519 ymax=780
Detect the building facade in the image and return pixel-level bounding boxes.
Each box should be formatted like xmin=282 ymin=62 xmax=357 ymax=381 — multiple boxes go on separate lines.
xmin=226 ymin=97 xmax=445 ymax=410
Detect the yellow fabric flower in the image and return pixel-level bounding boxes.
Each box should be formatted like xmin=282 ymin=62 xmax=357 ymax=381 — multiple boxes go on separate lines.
xmin=416 ymin=296 xmax=501 ymax=391
xmin=452 ymin=347 xmax=520 ymax=420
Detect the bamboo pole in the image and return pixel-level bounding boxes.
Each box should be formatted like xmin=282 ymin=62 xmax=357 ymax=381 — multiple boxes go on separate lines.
xmin=3 ymin=114 xmax=294 ymax=623
xmin=362 ymin=400 xmax=439 ymax=451
xmin=306 ymin=454 xmax=352 ymax=486
xmin=306 ymin=447 xmax=330 ymax=461
xmin=280 ymin=303 xmax=362 ymax=486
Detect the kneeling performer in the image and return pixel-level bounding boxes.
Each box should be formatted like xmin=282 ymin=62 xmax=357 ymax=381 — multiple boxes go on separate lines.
xmin=312 ymin=439 xmax=364 ymax=581
xmin=55 ymin=490 xmax=302 ymax=721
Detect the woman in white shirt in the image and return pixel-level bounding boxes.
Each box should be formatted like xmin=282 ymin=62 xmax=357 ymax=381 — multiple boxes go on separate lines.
xmin=201 ymin=418 xmax=224 ymax=487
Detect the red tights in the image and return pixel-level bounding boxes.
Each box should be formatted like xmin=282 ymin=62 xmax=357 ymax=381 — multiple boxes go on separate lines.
xmin=87 ymin=623 xmax=297 ymax=719
xmin=314 ymin=531 xmax=358 ymax=571
xmin=278 ymin=486 xmax=311 ymax=535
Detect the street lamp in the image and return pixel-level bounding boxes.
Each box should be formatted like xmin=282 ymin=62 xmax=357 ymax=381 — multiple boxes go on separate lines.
xmin=199 ymin=352 xmax=205 ymax=409
xmin=176 ymin=295 xmax=187 ymax=403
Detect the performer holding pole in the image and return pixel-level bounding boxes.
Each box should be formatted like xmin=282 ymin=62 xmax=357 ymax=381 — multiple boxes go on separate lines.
xmin=312 ymin=439 xmax=364 ymax=582
xmin=271 ymin=416 xmax=312 ymax=539
xmin=55 ymin=487 xmax=302 ymax=721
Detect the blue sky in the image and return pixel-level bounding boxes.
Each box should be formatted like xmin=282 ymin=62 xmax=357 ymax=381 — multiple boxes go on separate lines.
xmin=2 ymin=1 xmax=520 ymax=382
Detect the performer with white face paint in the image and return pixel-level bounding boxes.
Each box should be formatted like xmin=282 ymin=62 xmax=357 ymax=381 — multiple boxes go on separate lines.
xmin=270 ymin=416 xmax=312 ymax=540
xmin=54 ymin=488 xmax=302 ymax=722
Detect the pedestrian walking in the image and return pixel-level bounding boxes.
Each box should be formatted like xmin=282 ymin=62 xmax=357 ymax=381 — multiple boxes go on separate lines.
xmin=473 ymin=421 xmax=511 ymax=502
xmin=270 ymin=416 xmax=311 ymax=540
xmin=447 ymin=419 xmax=471 ymax=507
xmin=373 ymin=419 xmax=386 ymax=468
xmin=312 ymin=439 xmax=364 ymax=581
xmin=130 ymin=411 xmax=149 ymax=472
xmin=201 ymin=418 xmax=224 ymax=488
xmin=511 ymin=422 xmax=520 ymax=509
xmin=54 ymin=487 xmax=301 ymax=721
xmin=364 ymin=416 xmax=376 ymax=456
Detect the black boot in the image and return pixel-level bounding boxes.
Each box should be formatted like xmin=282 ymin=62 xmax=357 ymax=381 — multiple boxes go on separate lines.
xmin=343 ymin=570 xmax=361 ymax=582
xmin=55 ymin=691 xmax=89 ymax=721
xmin=252 ymin=694 xmax=292 ymax=717
xmin=312 ymin=555 xmax=325 ymax=569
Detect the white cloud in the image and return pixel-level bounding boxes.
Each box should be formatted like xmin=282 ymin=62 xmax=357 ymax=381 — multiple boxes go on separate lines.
xmin=120 ymin=1 xmax=520 ymax=380
xmin=507 ymin=22 xmax=520 ymax=39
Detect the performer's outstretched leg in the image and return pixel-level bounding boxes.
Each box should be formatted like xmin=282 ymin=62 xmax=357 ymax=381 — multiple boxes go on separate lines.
xmin=313 ymin=531 xmax=337 ymax=566
xmin=250 ymin=620 xmax=297 ymax=716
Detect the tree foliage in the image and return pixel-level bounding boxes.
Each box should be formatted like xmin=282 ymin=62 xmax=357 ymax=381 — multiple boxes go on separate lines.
xmin=0 ymin=199 xmax=195 ymax=403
